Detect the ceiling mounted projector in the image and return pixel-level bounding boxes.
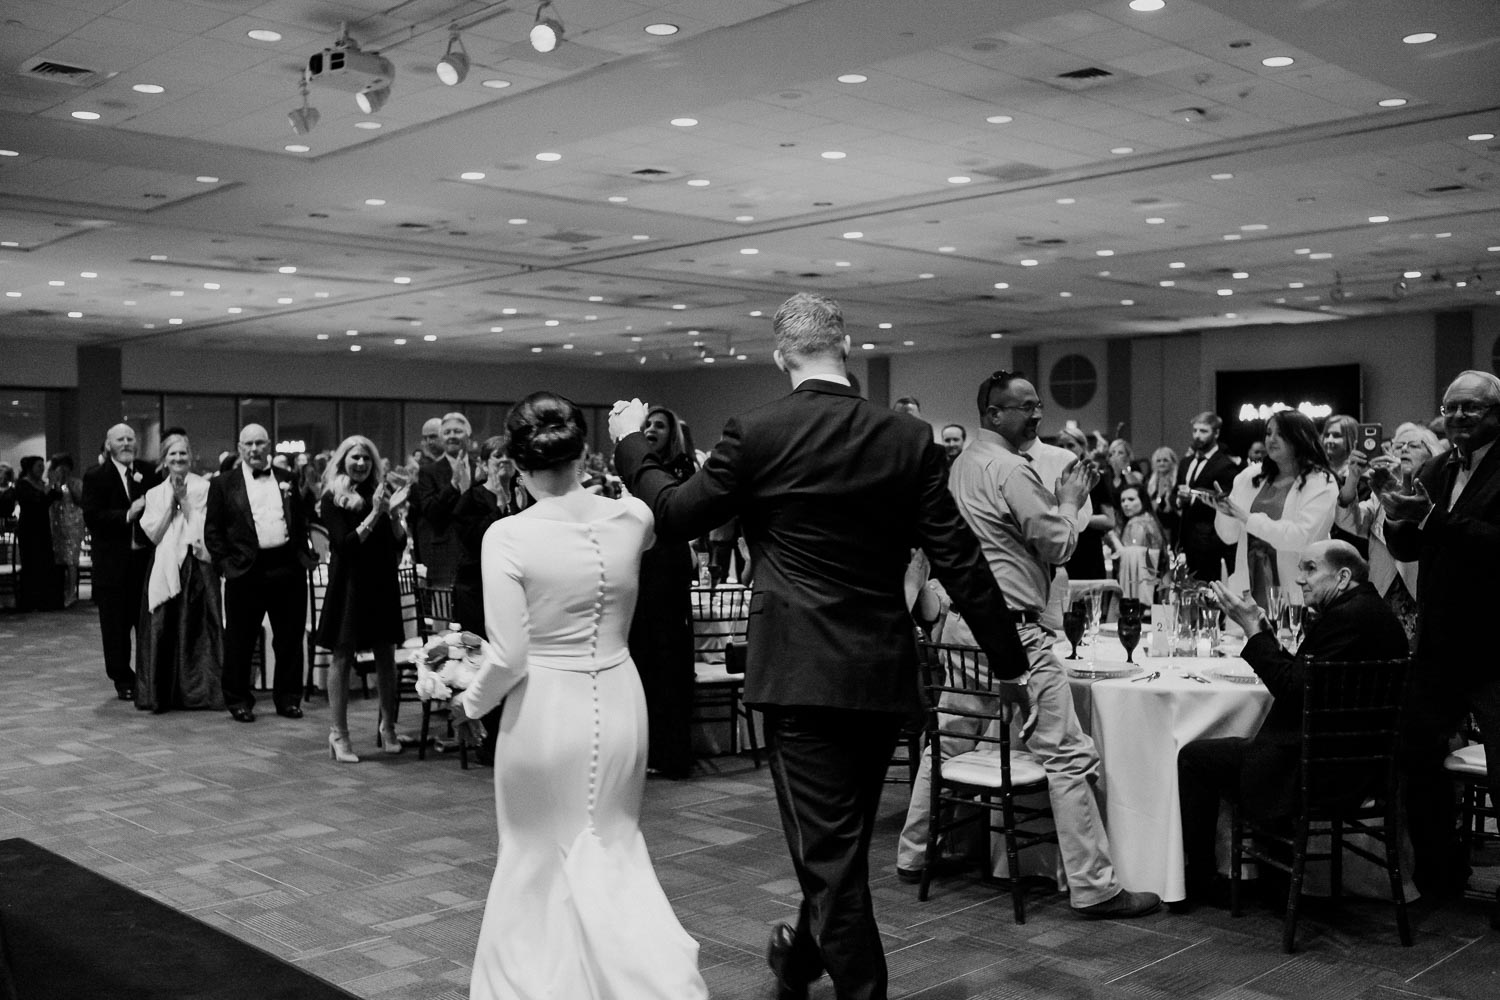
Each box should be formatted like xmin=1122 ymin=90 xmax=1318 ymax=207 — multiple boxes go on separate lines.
xmin=307 ymin=37 xmax=394 ymax=94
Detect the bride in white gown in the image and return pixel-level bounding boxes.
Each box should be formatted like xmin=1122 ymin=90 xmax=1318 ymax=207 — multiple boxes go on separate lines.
xmin=451 ymin=392 xmax=708 ymax=1000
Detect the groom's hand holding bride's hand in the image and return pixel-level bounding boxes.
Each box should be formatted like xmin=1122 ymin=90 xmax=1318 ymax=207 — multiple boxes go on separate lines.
xmin=608 ymin=399 xmax=649 ymax=443
xmin=448 ymin=697 xmax=487 ymax=748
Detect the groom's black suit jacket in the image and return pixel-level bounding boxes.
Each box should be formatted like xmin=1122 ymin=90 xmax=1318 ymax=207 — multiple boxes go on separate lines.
xmin=616 ymin=378 xmax=1026 ymax=712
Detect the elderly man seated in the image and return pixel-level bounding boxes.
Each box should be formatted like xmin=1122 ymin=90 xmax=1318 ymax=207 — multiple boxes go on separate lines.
xmin=1175 ymin=539 xmax=1408 ymax=909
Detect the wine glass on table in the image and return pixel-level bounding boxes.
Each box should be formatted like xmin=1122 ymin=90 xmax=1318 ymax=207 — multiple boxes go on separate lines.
xmin=1117 ymin=603 xmax=1143 ymax=664
xmin=1062 ymin=603 xmax=1085 ymax=660
xmin=1084 ymin=591 xmax=1103 ymax=665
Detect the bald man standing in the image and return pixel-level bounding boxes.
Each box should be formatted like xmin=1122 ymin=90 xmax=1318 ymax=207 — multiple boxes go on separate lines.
xmin=205 ymin=424 xmax=317 ymax=723
xmin=81 ymin=423 xmax=162 ymax=699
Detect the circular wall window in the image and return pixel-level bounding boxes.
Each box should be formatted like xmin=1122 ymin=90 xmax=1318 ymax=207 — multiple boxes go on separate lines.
xmin=1049 ymin=354 xmax=1098 ymax=409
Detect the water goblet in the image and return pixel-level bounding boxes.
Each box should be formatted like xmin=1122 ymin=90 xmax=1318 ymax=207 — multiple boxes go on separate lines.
xmin=1117 ymin=617 xmax=1142 ymax=663
xmin=1063 ymin=605 xmax=1085 ymax=660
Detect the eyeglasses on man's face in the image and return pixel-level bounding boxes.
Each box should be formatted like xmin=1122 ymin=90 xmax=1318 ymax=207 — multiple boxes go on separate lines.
xmin=992 ymin=401 xmax=1044 ymax=415
xmin=1439 ymin=401 xmax=1496 ymax=419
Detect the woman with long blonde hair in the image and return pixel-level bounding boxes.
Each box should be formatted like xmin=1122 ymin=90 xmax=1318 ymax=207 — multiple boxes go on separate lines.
xmin=316 ymin=435 xmax=411 ymax=762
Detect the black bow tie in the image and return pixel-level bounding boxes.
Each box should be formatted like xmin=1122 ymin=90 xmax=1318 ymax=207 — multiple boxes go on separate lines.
xmin=251 ymin=467 xmax=273 ymax=479
xmin=1449 ymin=451 xmax=1471 ymax=472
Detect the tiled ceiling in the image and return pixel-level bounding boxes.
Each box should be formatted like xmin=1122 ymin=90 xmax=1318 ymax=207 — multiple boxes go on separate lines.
xmin=0 ymin=0 xmax=1497 ymax=369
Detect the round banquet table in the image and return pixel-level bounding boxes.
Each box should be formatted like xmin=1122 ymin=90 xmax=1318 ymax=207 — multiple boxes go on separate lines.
xmin=1063 ymin=634 xmax=1272 ymax=903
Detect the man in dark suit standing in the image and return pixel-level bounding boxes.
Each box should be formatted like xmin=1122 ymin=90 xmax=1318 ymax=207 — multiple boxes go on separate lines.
xmin=1382 ymin=370 xmax=1500 ymax=921
xmin=1175 ymin=411 xmax=1239 ymax=582
xmin=205 ymin=423 xmax=316 ymax=723
xmin=410 ymin=412 xmax=477 ymax=590
xmin=1177 ymin=541 xmax=1408 ymax=909
xmin=81 ymin=423 xmax=161 ymax=700
xmin=610 ymin=293 xmax=1027 ymax=1000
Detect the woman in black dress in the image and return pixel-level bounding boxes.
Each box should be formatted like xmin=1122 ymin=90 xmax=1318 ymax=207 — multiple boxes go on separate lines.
xmin=628 ymin=406 xmax=698 ymax=779
xmin=451 ymin=435 xmax=526 ymax=765
xmin=1055 ymin=428 xmax=1116 ymax=581
xmin=317 ymin=435 xmax=411 ymax=763
xmin=15 ymin=456 xmax=63 ymax=611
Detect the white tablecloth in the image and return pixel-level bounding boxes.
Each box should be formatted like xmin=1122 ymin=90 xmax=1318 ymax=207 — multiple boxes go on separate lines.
xmin=1067 ymin=639 xmax=1272 ymax=902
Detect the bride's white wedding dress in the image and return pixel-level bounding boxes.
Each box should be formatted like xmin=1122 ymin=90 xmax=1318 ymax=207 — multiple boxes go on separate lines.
xmin=458 ymin=493 xmax=708 ymax=1000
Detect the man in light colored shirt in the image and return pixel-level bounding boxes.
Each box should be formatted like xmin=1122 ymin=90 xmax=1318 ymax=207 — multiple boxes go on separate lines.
xmin=411 ymin=412 xmax=478 ymax=588
xmin=205 ymin=424 xmax=316 ymax=722
xmin=896 ymin=370 xmax=1160 ymax=919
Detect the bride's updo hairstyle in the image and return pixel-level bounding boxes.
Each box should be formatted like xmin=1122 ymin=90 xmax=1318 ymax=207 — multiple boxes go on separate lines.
xmin=506 ymin=391 xmax=587 ymax=471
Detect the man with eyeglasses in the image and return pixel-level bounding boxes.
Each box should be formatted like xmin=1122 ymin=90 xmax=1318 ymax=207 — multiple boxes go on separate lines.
xmin=1381 ymin=370 xmax=1500 ymax=924
xmin=896 ymin=369 xmax=1161 ymax=919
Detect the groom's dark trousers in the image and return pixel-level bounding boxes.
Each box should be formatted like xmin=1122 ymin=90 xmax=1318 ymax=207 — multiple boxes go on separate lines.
xmin=617 ymin=377 xmax=1025 ymax=1000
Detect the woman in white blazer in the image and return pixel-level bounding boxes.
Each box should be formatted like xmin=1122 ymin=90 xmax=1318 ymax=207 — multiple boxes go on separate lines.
xmin=1212 ymin=410 xmax=1338 ymax=607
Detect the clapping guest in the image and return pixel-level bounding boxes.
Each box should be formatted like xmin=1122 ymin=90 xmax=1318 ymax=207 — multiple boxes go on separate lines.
xmin=411 ymin=412 xmax=478 ymax=588
xmin=136 ymin=433 xmax=225 ymax=712
xmin=1145 ymin=446 xmax=1180 ymax=549
xmin=14 ymin=456 xmax=63 ymax=611
xmin=1322 ymin=413 xmax=1369 ymax=558
xmin=1212 ymin=411 xmax=1338 ymax=611
xmin=1106 ymin=438 xmax=1142 ymax=497
xmin=1056 ymin=427 xmax=1115 ymax=580
xmin=317 ymin=435 xmax=411 ymax=763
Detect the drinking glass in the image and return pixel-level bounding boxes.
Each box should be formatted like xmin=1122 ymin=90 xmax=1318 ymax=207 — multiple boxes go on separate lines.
xmin=1118 ymin=618 xmax=1142 ymax=663
xmin=1282 ymin=602 xmax=1305 ymax=650
xmin=1062 ymin=606 xmax=1085 ymax=660
xmin=1084 ymin=592 xmax=1103 ymax=665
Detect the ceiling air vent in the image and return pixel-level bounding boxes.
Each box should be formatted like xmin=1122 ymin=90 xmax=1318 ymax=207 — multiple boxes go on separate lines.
xmin=1051 ymin=66 xmax=1116 ymax=92
xmin=1424 ymin=184 xmax=1467 ymax=194
xmin=631 ymin=168 xmax=670 ymax=178
xmin=20 ymin=56 xmax=103 ymax=87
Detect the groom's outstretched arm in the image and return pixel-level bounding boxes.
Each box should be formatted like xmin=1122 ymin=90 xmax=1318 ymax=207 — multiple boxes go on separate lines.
xmin=614 ymin=419 xmax=743 ymax=544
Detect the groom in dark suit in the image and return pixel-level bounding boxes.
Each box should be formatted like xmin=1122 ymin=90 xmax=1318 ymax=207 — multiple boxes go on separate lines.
xmin=1175 ymin=411 xmax=1239 ymax=582
xmin=81 ymin=423 xmax=162 ymax=700
xmin=1383 ymin=370 xmax=1500 ymax=919
xmin=611 ymin=292 xmax=1027 ymax=1000
xmin=205 ymin=423 xmax=316 ymax=723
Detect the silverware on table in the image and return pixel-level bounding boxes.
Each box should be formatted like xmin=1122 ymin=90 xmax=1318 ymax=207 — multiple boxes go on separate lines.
xmin=1131 ymin=671 xmax=1161 ymax=683
xmin=1182 ymin=672 xmax=1212 ymax=684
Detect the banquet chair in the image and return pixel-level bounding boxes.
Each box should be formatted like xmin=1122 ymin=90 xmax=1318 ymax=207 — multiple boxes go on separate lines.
xmin=420 ymin=584 xmax=455 ymax=632
xmin=916 ymin=640 xmax=1055 ymax=923
xmin=1230 ymin=657 xmax=1413 ymax=953
xmin=303 ymin=563 xmax=330 ymax=698
xmin=1444 ymin=718 xmax=1497 ymax=862
xmin=0 ymin=518 xmax=16 ymax=608
xmin=690 ymin=584 xmax=760 ymax=767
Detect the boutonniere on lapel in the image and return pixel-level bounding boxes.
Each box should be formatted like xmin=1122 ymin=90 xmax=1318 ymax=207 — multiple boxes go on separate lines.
xmin=131 ymin=471 xmax=143 ymax=484
xmin=278 ymin=480 xmax=292 ymax=496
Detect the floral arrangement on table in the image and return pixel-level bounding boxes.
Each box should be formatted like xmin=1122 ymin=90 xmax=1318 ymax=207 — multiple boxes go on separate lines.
xmin=412 ymin=630 xmax=482 ymax=700
xmin=1160 ymin=552 xmax=1218 ymax=603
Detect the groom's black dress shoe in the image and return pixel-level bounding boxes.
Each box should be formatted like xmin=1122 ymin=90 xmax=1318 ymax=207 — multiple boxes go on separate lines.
xmin=275 ymin=705 xmax=304 ymax=719
xmin=766 ymin=923 xmax=810 ymax=1000
xmin=229 ymin=707 xmax=255 ymax=723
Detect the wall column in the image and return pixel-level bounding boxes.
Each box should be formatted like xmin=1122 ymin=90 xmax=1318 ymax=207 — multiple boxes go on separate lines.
xmin=1106 ymin=338 xmax=1131 ymax=440
xmin=1433 ymin=310 xmax=1473 ymax=406
xmin=865 ymin=355 xmax=890 ymax=407
xmin=75 ymin=346 xmax=123 ymax=463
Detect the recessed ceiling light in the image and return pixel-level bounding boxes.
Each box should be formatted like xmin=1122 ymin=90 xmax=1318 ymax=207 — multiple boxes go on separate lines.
xmin=247 ymin=29 xmax=282 ymax=42
xmin=989 ymin=333 xmax=1004 ymax=340
xmin=1469 ymin=133 xmax=1496 ymax=141
xmin=860 ymin=343 xmax=875 ymax=350
xmin=644 ymin=23 xmax=679 ymax=35
xmin=1096 ymin=250 xmax=1114 ymax=257
xmin=481 ymin=79 xmax=511 ymax=89
xmin=1261 ymin=56 xmax=1294 ymax=67
xmin=349 ymin=344 xmax=361 ymax=352
xmin=276 ymin=296 xmax=293 ymax=304
xmin=1309 ymin=252 xmax=1333 ymax=259
xmin=1110 ymin=146 xmax=1134 ymax=154
xmin=149 ymin=254 xmax=167 ymax=261
xmin=424 ymin=334 xmax=437 ymax=341
xmin=1210 ymin=172 xmax=1234 ymax=180
xmin=278 ymin=265 xmax=296 ymax=274
xmin=843 ymin=231 xmax=863 ymax=239
xmin=1489 ymin=247 xmax=1500 ymax=253
xmin=364 ymin=198 xmax=386 ymax=206
xmin=821 ymin=151 xmax=846 ymax=160
xmin=80 ymin=271 xmax=96 ymax=278
xmin=394 ymin=338 xmax=407 ymax=345
xmin=313 ymin=292 xmax=329 ymax=298
xmin=460 ymin=171 xmax=485 ymax=180
xmin=168 ymin=318 xmax=182 ymax=324
xmin=1020 ymin=259 xmax=1038 ymax=266
xmin=837 ymin=73 xmax=868 ymax=83
xmin=947 ymin=176 xmax=971 ymax=184
xmin=1160 ymin=280 xmax=1175 ymax=287
xmin=986 ymin=114 xmax=1013 ymax=124
xmin=1121 ymin=299 xmax=1135 ymax=306
xmin=1232 ymin=271 xmax=1249 ymax=279
xmin=1217 ymin=288 xmax=1233 ymax=296
xmin=739 ymin=248 xmax=759 ymax=255
xmin=918 ymin=273 xmax=934 ymax=279
xmin=48 ymin=280 xmax=64 ymax=286
xmin=1289 ymin=282 xmax=1305 ymax=288
xmin=734 ymin=215 xmax=754 ymax=222
xmin=122 ymin=300 xmax=135 ymax=305
xmin=1223 ymin=234 xmax=1242 ymax=240
xmin=588 ymin=295 xmax=604 ymax=302
xmin=393 ymin=276 xmax=412 ymax=283
xmin=1240 ymin=224 xmax=1267 ymax=231
xmin=1059 ymin=291 xmax=1072 ymax=298
xmin=686 ymin=178 xmax=710 ymax=186
xmin=671 ymin=304 xmax=686 ymax=310
xmin=67 ymin=311 xmax=82 ymax=318
xmin=1129 ymin=0 xmax=1164 ymax=10
xmin=1169 ymin=261 xmax=1185 ymax=268
xmin=530 ymin=346 xmax=543 ymax=353
xmin=937 ymin=246 xmax=956 ymax=253
xmin=901 ymin=341 xmax=914 ymax=347
xmin=584 ymin=315 xmax=597 ymax=321
xmin=227 ymin=307 xmax=242 ymax=314
xmin=71 ymin=111 xmax=100 ymax=120
xmin=878 ymin=322 xmax=893 ymax=329
xmin=1378 ymin=98 xmax=1407 ymax=108
xmin=993 ymin=282 xmax=1009 ymax=289
xmin=1294 ymin=248 xmax=1311 ymax=254
xmin=670 ymin=117 xmax=698 ymax=127
xmin=1404 ymin=270 xmax=1423 ymax=278
xmin=202 ymin=282 xmax=219 ymax=289
xmin=1435 ymin=231 xmax=1452 ymax=238
xmin=132 ymin=84 xmax=164 ymax=94
xmin=508 ymin=217 xmax=527 ymax=225
xmin=831 ymin=261 xmax=850 ymax=267
xmin=0 ymin=150 xmax=17 ymax=156
xmin=1056 ymin=197 xmax=1076 ymax=205
xmin=354 ymin=121 xmax=382 ymax=130
xmin=748 ymin=310 xmax=762 ymax=317
xmin=4 ymin=291 xmax=19 ymax=298
xmin=1402 ymin=32 xmax=1437 ymax=44
xmin=502 ymin=307 xmax=518 ymax=315
xmin=631 ymin=234 xmax=650 ymax=241
xmin=1145 ymin=217 xmax=1165 ymax=224
xmin=535 ymin=152 xmax=561 ymax=161
xmin=194 ymin=175 xmax=219 ymax=184
xmin=284 ymin=144 xmax=310 ymax=153
xmin=1369 ymin=215 xmax=1390 ymax=223
xmin=544 ymin=319 xmax=560 ymax=326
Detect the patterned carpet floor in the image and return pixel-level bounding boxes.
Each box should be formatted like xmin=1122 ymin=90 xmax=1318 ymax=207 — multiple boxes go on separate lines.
xmin=0 ymin=604 xmax=1496 ymax=999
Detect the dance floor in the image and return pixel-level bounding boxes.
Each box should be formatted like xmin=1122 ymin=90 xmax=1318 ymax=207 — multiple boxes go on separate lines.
xmin=1 ymin=604 xmax=1496 ymax=999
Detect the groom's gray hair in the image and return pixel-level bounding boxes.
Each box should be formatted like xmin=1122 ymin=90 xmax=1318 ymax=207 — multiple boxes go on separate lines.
xmin=772 ymin=292 xmax=845 ymax=361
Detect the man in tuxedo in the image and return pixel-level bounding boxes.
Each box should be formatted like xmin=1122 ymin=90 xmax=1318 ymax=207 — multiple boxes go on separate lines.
xmin=406 ymin=416 xmax=445 ymax=567
xmin=1175 ymin=411 xmax=1239 ymax=582
xmin=81 ymin=423 xmax=161 ymax=700
xmin=204 ymin=424 xmax=316 ymax=723
xmin=610 ymin=292 xmax=1027 ymax=1000
xmin=1178 ymin=541 xmax=1408 ymax=909
xmin=1382 ymin=370 xmax=1500 ymax=920
xmin=411 ymin=412 xmax=476 ymax=589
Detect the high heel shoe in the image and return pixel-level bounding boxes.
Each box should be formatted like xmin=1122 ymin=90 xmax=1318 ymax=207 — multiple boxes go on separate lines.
xmin=328 ymin=729 xmax=359 ymax=763
xmin=377 ymin=728 xmax=404 ymax=755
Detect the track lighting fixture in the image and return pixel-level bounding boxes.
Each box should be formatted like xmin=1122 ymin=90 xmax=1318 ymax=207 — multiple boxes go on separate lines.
xmin=288 ymin=72 xmax=319 ymax=135
xmin=436 ymin=30 xmax=469 ymax=86
xmin=355 ymin=85 xmax=390 ymax=114
xmin=530 ymin=1 xmax=565 ymax=53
